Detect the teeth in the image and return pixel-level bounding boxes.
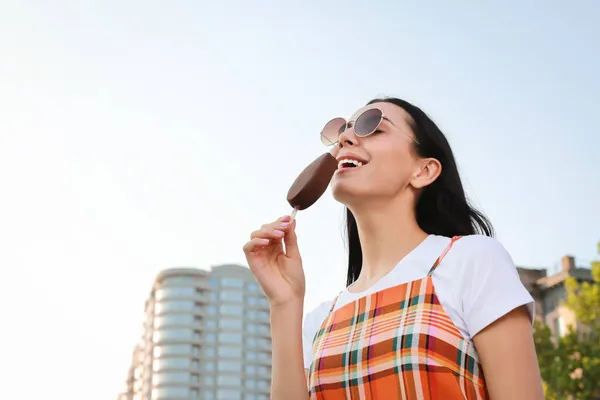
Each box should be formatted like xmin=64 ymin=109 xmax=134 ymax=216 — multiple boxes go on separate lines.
xmin=337 ymin=159 xmax=363 ymax=169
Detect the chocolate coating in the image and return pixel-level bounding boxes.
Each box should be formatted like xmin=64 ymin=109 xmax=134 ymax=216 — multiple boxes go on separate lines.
xmin=287 ymin=152 xmax=338 ymax=210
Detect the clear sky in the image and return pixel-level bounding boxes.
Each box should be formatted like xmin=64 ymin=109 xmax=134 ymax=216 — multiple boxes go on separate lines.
xmin=1 ymin=1 xmax=598 ymax=399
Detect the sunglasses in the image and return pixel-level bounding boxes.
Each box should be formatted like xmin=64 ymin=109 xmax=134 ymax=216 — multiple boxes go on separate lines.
xmin=320 ymin=108 xmax=420 ymax=146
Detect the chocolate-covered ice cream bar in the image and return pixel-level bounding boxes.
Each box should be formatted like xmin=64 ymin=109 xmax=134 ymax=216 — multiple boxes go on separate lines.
xmin=287 ymin=152 xmax=337 ymax=212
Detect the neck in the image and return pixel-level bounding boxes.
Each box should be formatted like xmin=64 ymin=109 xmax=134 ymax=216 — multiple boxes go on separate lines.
xmin=349 ymin=196 xmax=428 ymax=289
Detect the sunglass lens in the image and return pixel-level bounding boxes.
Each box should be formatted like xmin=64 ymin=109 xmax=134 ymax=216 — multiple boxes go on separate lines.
xmin=354 ymin=108 xmax=383 ymax=137
xmin=321 ymin=117 xmax=346 ymax=145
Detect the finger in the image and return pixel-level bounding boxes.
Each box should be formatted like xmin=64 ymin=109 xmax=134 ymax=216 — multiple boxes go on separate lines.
xmin=283 ymin=219 xmax=301 ymax=260
xmin=243 ymin=237 xmax=271 ymax=254
xmin=260 ymin=216 xmax=292 ymax=232
xmin=250 ymin=227 xmax=286 ymax=241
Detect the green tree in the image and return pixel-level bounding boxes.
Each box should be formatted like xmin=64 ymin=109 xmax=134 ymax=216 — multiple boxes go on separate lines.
xmin=533 ymin=243 xmax=600 ymax=399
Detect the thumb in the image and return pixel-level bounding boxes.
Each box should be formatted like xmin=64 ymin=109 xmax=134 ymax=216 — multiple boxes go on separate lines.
xmin=283 ymin=219 xmax=301 ymax=260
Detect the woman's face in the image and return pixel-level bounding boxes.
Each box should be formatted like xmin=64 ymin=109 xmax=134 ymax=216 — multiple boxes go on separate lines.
xmin=330 ymin=102 xmax=426 ymax=206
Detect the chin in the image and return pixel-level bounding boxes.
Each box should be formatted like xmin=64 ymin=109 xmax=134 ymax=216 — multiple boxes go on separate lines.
xmin=331 ymin=180 xmax=370 ymax=205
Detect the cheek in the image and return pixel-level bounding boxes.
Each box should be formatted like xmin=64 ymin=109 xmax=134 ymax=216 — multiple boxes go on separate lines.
xmin=369 ymin=151 xmax=413 ymax=188
xmin=375 ymin=138 xmax=414 ymax=173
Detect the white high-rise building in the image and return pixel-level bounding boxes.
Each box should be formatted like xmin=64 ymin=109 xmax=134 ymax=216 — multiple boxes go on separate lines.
xmin=119 ymin=264 xmax=272 ymax=400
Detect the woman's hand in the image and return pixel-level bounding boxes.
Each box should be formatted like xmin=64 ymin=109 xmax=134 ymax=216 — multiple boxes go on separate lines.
xmin=243 ymin=215 xmax=305 ymax=307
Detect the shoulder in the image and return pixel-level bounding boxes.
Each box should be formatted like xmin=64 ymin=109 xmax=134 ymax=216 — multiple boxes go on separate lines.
xmin=451 ymin=234 xmax=512 ymax=260
xmin=438 ymin=235 xmax=534 ymax=337
xmin=441 ymin=234 xmax=516 ymax=276
xmin=441 ymin=234 xmax=522 ymax=293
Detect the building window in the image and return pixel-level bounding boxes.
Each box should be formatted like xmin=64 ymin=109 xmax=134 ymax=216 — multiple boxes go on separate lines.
xmin=256 ymin=379 xmax=270 ymax=389
xmin=155 ymin=286 xmax=196 ymax=300
xmin=205 ymin=319 xmax=218 ymax=329
xmin=152 ymin=372 xmax=189 ymax=385
xmin=153 ymin=344 xmax=191 ymax=357
xmin=205 ymin=333 xmax=217 ymax=343
xmin=163 ymin=276 xmax=194 ymax=284
xmin=152 ymin=328 xmax=192 ymax=343
xmin=218 ymin=375 xmax=242 ymax=386
xmin=218 ymin=346 xmax=243 ymax=358
xmin=219 ymin=332 xmax=243 ymax=344
xmin=257 ymin=365 xmax=270 ymax=375
xmin=222 ymin=278 xmax=244 ymax=288
xmin=221 ymin=318 xmax=243 ymax=329
xmin=202 ymin=361 xmax=215 ymax=371
xmin=203 ymin=392 xmax=215 ymax=400
xmin=218 ymin=361 xmax=242 ymax=373
xmin=221 ymin=291 xmax=244 ymax=302
xmin=220 ymin=304 xmax=243 ymax=316
xmin=153 ymin=357 xmax=190 ymax=371
xmin=154 ymin=314 xmax=194 ymax=328
xmin=154 ymin=300 xmax=193 ymax=314
xmin=203 ymin=347 xmax=216 ymax=357
xmin=217 ymin=390 xmax=241 ymax=399
xmin=192 ymin=345 xmax=200 ymax=356
xmin=152 ymin=387 xmax=189 ymax=399
xmin=257 ymin=311 xmax=269 ymax=320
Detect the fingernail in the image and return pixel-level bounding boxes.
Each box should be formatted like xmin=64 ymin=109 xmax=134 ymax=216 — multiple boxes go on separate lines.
xmin=258 ymin=238 xmax=270 ymax=245
xmin=273 ymin=229 xmax=284 ymax=236
xmin=280 ymin=222 xmax=290 ymax=228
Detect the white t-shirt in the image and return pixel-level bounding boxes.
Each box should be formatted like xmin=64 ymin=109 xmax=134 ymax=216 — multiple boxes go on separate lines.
xmin=302 ymin=234 xmax=534 ymax=369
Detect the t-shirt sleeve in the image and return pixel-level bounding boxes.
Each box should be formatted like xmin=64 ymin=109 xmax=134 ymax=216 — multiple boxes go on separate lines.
xmin=302 ymin=301 xmax=331 ymax=369
xmin=456 ymin=235 xmax=535 ymax=337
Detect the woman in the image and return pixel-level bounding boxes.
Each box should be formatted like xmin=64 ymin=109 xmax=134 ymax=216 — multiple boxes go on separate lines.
xmin=243 ymin=97 xmax=544 ymax=399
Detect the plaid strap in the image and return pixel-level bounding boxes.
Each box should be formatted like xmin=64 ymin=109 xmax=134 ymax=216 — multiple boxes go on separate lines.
xmin=427 ymin=235 xmax=462 ymax=276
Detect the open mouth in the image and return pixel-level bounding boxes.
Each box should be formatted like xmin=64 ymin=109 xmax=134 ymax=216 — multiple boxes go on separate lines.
xmin=337 ymin=158 xmax=365 ymax=170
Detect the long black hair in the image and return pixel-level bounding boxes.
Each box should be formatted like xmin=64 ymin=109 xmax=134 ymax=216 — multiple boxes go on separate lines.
xmin=345 ymin=97 xmax=494 ymax=286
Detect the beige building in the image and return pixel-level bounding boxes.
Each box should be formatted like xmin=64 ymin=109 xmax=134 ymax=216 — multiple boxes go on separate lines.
xmin=119 ymin=264 xmax=272 ymax=400
xmin=517 ymin=255 xmax=593 ymax=338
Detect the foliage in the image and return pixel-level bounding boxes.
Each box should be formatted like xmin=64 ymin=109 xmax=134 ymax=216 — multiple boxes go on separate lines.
xmin=533 ymin=243 xmax=600 ymax=399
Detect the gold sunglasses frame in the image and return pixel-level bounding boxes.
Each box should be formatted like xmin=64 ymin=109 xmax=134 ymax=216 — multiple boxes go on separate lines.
xmin=320 ymin=108 xmax=420 ymax=146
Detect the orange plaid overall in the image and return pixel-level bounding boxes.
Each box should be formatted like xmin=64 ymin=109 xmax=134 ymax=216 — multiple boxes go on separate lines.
xmin=307 ymin=236 xmax=489 ymax=399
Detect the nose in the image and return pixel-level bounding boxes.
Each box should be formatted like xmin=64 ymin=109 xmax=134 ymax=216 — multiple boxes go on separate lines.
xmin=337 ymin=125 xmax=358 ymax=149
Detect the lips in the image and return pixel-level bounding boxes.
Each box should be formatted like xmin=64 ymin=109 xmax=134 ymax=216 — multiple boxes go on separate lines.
xmin=337 ymin=158 xmax=363 ymax=169
xmin=335 ymin=154 xmax=368 ymax=173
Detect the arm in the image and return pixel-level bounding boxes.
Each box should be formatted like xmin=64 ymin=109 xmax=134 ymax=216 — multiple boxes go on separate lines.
xmin=473 ymin=305 xmax=544 ymax=400
xmin=242 ymin=216 xmax=309 ymax=399
xmin=270 ymin=300 xmax=309 ymax=400
xmin=450 ymin=236 xmax=544 ymax=399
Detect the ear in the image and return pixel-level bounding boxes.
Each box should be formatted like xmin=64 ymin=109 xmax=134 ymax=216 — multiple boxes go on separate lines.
xmin=410 ymin=158 xmax=442 ymax=189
